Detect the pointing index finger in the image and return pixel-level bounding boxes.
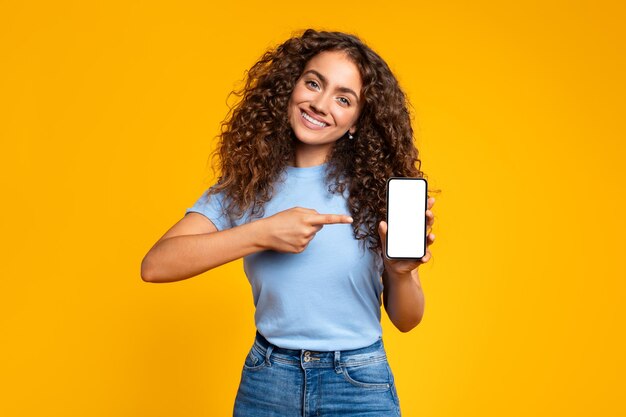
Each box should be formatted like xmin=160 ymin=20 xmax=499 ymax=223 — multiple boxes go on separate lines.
xmin=310 ymin=214 xmax=354 ymax=225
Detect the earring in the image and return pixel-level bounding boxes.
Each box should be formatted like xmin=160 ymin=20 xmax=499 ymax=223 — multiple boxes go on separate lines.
xmin=348 ymin=132 xmax=354 ymax=140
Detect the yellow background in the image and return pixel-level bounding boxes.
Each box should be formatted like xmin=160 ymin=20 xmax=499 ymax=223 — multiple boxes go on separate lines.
xmin=2 ymin=1 xmax=625 ymax=416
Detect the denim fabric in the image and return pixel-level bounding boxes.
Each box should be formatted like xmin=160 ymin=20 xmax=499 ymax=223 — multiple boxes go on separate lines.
xmin=233 ymin=332 xmax=401 ymax=417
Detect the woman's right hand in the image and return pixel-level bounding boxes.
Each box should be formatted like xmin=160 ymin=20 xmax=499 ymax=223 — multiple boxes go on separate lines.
xmin=258 ymin=207 xmax=353 ymax=253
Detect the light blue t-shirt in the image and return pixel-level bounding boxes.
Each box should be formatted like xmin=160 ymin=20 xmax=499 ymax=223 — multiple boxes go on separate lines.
xmin=185 ymin=162 xmax=385 ymax=351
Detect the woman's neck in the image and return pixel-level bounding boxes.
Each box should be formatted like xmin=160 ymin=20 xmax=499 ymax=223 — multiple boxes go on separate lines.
xmin=292 ymin=144 xmax=332 ymax=167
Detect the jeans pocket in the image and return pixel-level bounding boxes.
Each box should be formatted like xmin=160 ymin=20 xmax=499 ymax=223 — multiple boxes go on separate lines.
xmin=242 ymin=345 xmax=267 ymax=372
xmin=341 ymin=359 xmax=392 ymax=390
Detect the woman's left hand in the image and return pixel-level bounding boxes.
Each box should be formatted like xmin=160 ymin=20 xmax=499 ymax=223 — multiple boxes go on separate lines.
xmin=378 ymin=197 xmax=436 ymax=276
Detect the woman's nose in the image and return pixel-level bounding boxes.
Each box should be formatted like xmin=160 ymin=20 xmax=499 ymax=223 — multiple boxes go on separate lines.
xmin=310 ymin=95 xmax=329 ymax=115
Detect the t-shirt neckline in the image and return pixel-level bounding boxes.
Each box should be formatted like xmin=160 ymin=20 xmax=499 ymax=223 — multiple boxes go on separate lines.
xmin=286 ymin=162 xmax=328 ymax=178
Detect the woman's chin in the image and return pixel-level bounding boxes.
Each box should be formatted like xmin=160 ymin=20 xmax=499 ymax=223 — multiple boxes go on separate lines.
xmin=293 ymin=136 xmax=335 ymax=148
xmin=291 ymin=128 xmax=342 ymax=146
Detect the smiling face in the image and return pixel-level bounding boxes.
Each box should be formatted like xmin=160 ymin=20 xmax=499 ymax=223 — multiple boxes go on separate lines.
xmin=287 ymin=50 xmax=363 ymax=167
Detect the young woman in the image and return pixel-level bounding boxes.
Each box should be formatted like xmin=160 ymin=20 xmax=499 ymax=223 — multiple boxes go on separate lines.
xmin=141 ymin=29 xmax=436 ymax=417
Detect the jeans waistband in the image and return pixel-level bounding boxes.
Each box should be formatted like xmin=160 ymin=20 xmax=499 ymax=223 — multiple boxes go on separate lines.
xmin=253 ymin=331 xmax=387 ymax=368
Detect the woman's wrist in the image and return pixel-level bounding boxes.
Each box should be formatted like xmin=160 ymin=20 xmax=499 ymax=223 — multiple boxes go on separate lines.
xmin=384 ymin=267 xmax=423 ymax=289
xmin=384 ymin=268 xmax=412 ymax=282
xmin=383 ymin=264 xmax=420 ymax=281
xmin=250 ymin=217 xmax=271 ymax=250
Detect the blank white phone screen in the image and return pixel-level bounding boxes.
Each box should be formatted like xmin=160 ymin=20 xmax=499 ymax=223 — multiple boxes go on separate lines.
xmin=387 ymin=178 xmax=427 ymax=259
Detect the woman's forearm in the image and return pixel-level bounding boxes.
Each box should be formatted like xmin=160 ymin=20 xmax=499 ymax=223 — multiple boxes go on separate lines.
xmin=383 ymin=268 xmax=425 ymax=332
xmin=141 ymin=220 xmax=266 ymax=283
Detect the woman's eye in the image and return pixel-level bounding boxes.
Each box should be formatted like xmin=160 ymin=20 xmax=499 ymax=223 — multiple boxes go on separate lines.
xmin=338 ymin=97 xmax=350 ymax=106
xmin=306 ymin=80 xmax=320 ymax=89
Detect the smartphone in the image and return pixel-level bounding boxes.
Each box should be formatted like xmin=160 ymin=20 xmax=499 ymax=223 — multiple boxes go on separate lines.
xmin=385 ymin=177 xmax=428 ymax=260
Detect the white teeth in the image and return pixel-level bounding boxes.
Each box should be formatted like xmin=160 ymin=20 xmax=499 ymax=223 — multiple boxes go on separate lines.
xmin=301 ymin=111 xmax=327 ymax=127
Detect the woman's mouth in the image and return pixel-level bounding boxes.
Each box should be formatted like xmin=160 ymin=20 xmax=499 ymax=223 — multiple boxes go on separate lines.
xmin=301 ymin=110 xmax=328 ymax=129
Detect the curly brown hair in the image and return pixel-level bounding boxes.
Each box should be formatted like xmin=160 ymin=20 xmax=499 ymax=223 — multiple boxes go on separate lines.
xmin=205 ymin=29 xmax=434 ymax=251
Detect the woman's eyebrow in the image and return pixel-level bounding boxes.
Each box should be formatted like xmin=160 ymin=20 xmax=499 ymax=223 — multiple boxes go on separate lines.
xmin=303 ymin=69 xmax=360 ymax=101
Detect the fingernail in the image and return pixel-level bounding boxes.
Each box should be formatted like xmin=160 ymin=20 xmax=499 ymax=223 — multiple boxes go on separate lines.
xmin=347 ymin=217 xmax=353 ymax=222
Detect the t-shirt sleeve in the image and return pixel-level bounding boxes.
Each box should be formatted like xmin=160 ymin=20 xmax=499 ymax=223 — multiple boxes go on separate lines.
xmin=184 ymin=187 xmax=232 ymax=231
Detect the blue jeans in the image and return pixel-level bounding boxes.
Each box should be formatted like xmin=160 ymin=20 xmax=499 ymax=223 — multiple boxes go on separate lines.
xmin=233 ymin=332 xmax=401 ymax=416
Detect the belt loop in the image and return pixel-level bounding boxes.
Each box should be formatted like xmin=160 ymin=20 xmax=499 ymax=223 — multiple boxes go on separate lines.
xmin=334 ymin=350 xmax=341 ymax=374
xmin=265 ymin=344 xmax=274 ymax=367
